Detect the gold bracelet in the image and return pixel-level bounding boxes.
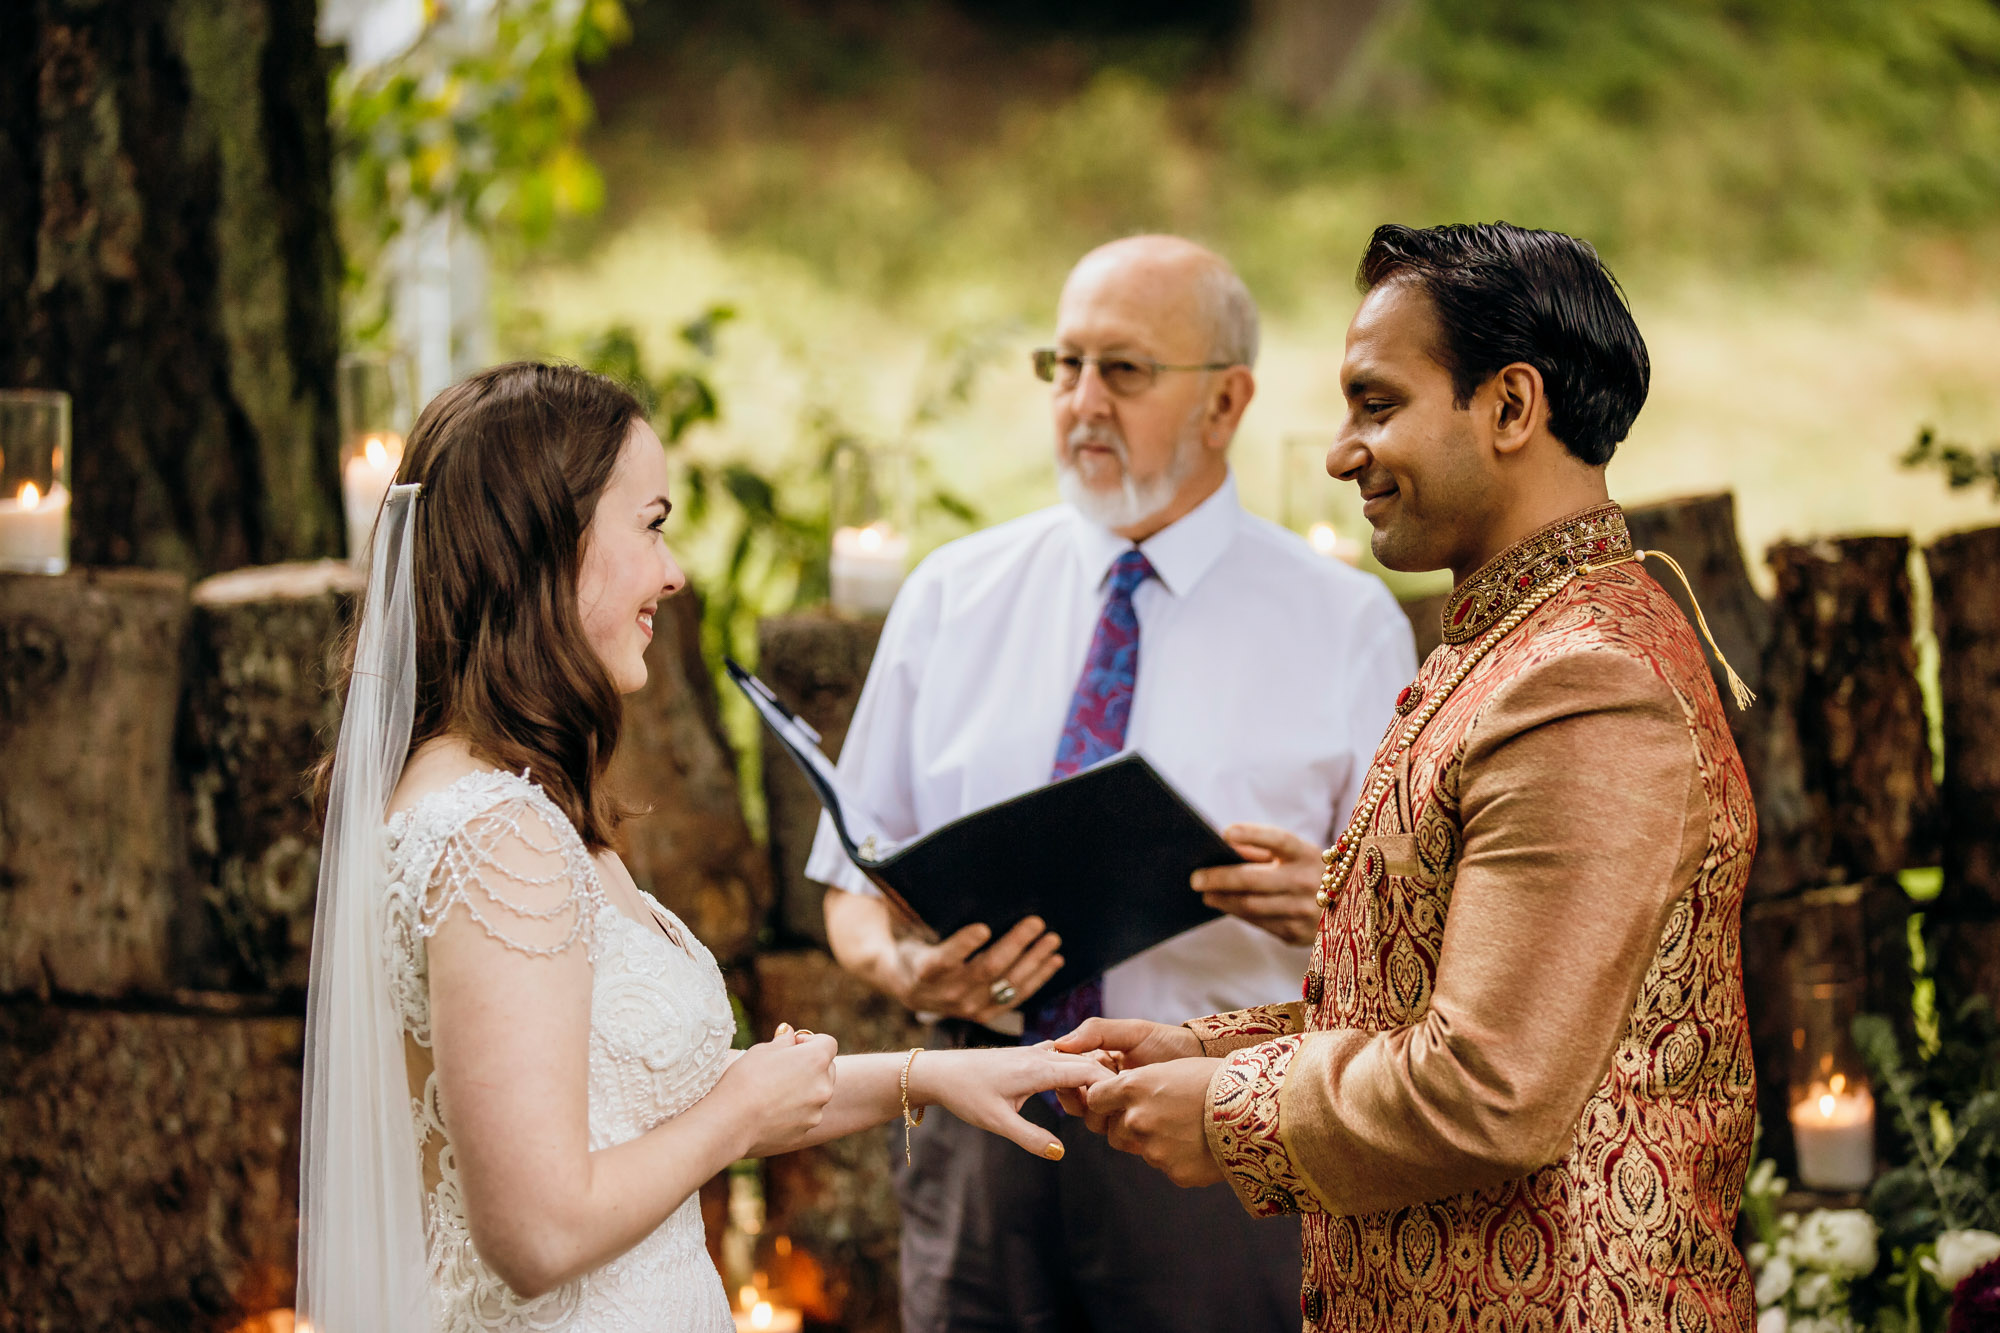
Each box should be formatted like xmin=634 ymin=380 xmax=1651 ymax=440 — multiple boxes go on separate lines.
xmin=899 ymin=1047 xmax=926 ymax=1164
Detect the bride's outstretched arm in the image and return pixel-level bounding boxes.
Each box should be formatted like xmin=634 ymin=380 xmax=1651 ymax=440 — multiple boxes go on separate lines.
xmin=753 ymin=1041 xmax=1112 ymax=1159
xmin=426 ymin=805 xmax=838 ymax=1302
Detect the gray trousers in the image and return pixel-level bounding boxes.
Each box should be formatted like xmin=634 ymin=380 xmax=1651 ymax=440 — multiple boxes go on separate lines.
xmin=896 ymin=1024 xmax=1302 ymax=1333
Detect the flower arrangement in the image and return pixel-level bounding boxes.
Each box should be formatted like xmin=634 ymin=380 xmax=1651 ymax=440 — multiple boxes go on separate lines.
xmin=1743 ymin=916 xmax=2000 ymax=1332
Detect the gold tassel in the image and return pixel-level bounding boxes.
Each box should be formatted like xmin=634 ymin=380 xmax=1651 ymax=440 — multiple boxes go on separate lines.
xmin=1633 ymin=549 xmax=1757 ymax=711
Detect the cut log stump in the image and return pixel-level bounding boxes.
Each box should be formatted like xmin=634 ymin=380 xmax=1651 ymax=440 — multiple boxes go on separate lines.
xmin=1926 ymin=525 xmax=2000 ymax=918
xmin=754 ymin=948 xmax=924 ymax=1333
xmin=0 ymin=569 xmax=190 ymax=998
xmin=756 ymin=613 xmax=887 ymax=946
xmin=0 ymin=996 xmax=303 ymax=1332
xmin=182 ymin=560 xmax=356 ymax=991
xmin=1765 ymin=536 xmax=1937 ymax=883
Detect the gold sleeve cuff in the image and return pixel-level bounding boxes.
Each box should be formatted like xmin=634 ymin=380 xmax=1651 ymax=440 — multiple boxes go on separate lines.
xmin=1183 ymin=1002 xmax=1306 ymax=1057
xmin=1203 ymin=1036 xmax=1328 ymax=1218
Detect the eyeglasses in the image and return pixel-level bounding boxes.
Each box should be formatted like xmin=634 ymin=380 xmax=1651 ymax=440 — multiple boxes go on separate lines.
xmin=1031 ymin=348 xmax=1236 ymax=397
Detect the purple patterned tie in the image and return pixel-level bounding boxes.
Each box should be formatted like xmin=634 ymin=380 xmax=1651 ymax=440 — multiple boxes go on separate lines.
xmin=1023 ymin=548 xmax=1155 ymax=1048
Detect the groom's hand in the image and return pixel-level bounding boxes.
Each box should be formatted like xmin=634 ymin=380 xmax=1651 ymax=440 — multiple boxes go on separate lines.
xmin=1052 ymin=1019 xmax=1200 ymax=1113
xmin=1082 ymin=1058 xmax=1225 ymax=1188
xmin=1191 ymin=823 xmax=1322 ymax=945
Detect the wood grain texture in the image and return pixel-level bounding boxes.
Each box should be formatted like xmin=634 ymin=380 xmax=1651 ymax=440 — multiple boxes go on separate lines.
xmin=0 ymin=568 xmax=189 ymax=997
xmin=1926 ymin=525 xmax=2000 ymax=918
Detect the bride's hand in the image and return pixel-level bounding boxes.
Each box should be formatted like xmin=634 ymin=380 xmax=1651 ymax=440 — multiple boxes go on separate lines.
xmin=908 ymin=1045 xmax=1112 ymax=1159
xmin=713 ymin=1030 xmax=839 ymax=1158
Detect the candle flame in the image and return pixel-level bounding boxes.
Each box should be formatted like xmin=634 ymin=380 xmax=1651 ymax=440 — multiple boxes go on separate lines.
xmin=1819 ymin=1092 xmax=1836 ymax=1118
xmin=1830 ymin=1072 xmax=1845 ymax=1095
xmin=364 ymin=436 xmax=389 ymax=469
xmin=1307 ymin=522 xmax=1339 ymax=555
xmin=752 ymin=1303 xmax=775 ymax=1330
xmin=739 ymin=1285 xmax=758 ymax=1312
xmin=18 ymin=480 xmax=39 ymax=509
xmin=858 ymin=523 xmax=889 ymax=552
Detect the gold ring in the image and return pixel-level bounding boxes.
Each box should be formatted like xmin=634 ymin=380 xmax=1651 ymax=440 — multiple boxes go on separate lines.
xmin=989 ymin=979 xmax=1019 ymax=1007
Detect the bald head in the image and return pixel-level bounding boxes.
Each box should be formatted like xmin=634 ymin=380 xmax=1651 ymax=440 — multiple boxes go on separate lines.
xmin=1060 ymin=236 xmax=1260 ymax=368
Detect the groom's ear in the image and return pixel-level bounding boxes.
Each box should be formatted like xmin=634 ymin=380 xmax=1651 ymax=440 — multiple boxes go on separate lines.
xmin=1486 ymin=363 xmax=1545 ymax=457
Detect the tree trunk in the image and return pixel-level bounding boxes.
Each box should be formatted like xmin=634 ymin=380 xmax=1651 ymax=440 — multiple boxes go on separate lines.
xmin=1925 ymin=525 xmax=2000 ymax=919
xmin=0 ymin=0 xmax=342 ymax=576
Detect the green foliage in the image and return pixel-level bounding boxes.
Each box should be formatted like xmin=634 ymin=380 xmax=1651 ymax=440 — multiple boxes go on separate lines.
xmin=332 ymin=0 xmax=632 ymax=336
xmin=1903 ymin=426 xmax=2000 ymax=499
xmin=1856 ymin=924 xmax=2000 ymax=1255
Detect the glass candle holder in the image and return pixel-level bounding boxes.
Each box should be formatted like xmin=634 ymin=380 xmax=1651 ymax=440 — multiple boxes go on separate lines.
xmin=338 ymin=352 xmax=414 ymax=563
xmin=0 ymin=390 xmax=72 ymax=575
xmin=1280 ymin=433 xmax=1360 ymax=565
xmin=1787 ymin=967 xmax=1875 ymax=1191
xmin=828 ymin=440 xmax=910 ymax=617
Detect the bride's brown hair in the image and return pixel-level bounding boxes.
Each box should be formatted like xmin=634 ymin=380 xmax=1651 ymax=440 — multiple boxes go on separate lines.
xmin=314 ymin=361 xmax=644 ymax=850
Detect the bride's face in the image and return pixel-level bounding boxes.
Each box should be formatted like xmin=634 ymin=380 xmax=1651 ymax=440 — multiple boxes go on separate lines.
xmin=576 ymin=420 xmax=685 ymax=694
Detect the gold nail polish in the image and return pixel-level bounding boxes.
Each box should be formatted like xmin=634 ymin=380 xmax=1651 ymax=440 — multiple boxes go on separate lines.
xmin=1042 ymin=1143 xmax=1065 ymax=1161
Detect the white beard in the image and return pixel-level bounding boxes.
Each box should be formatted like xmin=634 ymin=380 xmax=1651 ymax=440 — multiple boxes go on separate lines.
xmin=1056 ymin=415 xmax=1204 ymax=532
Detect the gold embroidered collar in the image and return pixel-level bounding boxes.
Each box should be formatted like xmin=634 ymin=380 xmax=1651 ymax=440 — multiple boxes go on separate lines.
xmin=1440 ymin=502 xmax=1632 ymax=645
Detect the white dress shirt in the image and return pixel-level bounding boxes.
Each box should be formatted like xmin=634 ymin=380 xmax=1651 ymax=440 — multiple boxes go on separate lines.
xmin=804 ymin=473 xmax=1417 ymax=1026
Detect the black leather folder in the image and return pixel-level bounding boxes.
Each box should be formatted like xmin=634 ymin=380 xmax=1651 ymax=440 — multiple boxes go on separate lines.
xmin=728 ymin=659 xmax=1239 ymax=996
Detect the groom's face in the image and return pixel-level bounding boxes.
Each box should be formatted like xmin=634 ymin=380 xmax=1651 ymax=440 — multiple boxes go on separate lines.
xmin=1328 ymin=280 xmax=1502 ymax=575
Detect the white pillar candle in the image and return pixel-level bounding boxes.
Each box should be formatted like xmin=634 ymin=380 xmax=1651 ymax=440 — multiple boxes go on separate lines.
xmin=830 ymin=522 xmax=909 ymax=616
xmin=0 ymin=481 xmax=70 ymax=573
xmin=1790 ymin=1079 xmax=1875 ymax=1191
xmin=342 ymin=434 xmax=403 ymax=563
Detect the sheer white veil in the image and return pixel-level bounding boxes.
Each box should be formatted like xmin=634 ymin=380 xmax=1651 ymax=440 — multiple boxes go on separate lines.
xmin=297 ymin=482 xmax=431 ymax=1331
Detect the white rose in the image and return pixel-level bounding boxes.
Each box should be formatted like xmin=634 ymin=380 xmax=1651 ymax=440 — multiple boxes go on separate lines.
xmin=1755 ymin=1253 xmax=1796 ymax=1308
xmin=1792 ymin=1271 xmax=1831 ymax=1311
xmin=1757 ymin=1308 xmax=1789 ymax=1333
xmin=1793 ymin=1209 xmax=1879 ymax=1279
xmin=1748 ymin=1241 xmax=1771 ymax=1268
xmin=1922 ymin=1229 xmax=2000 ymax=1291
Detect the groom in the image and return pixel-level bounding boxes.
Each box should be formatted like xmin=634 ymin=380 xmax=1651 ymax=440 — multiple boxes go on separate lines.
xmin=1062 ymin=222 xmax=1759 ymax=1330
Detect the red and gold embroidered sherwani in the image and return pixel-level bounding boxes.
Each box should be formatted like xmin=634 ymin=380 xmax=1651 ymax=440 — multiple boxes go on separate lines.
xmin=1189 ymin=503 xmax=1757 ymax=1332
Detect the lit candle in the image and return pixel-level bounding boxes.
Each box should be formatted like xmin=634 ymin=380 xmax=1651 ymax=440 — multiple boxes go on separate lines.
xmin=830 ymin=521 xmax=909 ymax=615
xmin=0 ymin=480 xmax=70 ymax=573
xmin=732 ymin=1288 xmax=803 ymax=1333
xmin=1306 ymin=521 xmax=1362 ymax=566
xmin=342 ymin=433 xmax=403 ymax=563
xmin=1789 ymin=1073 xmax=1874 ymax=1191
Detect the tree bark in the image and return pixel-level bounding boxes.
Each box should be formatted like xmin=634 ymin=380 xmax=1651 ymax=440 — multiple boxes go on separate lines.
xmin=754 ymin=948 xmax=924 ymax=1333
xmin=0 ymin=0 xmax=342 ymax=576
xmin=1765 ymin=537 xmax=1937 ymax=882
xmin=180 ymin=561 xmax=357 ymax=992
xmin=756 ymin=612 xmax=888 ymax=947
xmin=1925 ymin=525 xmax=2000 ymax=919
xmin=0 ymin=996 xmax=303 ymax=1333
xmin=0 ymin=569 xmax=190 ymax=998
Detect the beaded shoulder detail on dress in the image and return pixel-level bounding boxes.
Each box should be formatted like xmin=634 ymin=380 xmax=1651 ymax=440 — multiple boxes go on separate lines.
xmin=379 ymin=768 xmax=738 ymax=1331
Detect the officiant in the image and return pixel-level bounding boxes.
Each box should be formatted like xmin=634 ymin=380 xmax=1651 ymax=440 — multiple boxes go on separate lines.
xmin=803 ymin=234 xmax=1416 ymax=1333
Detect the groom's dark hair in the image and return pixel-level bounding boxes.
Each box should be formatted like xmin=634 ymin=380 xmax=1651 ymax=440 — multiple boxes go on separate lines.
xmin=1357 ymin=222 xmax=1649 ymax=465
xmin=313 ymin=361 xmax=643 ymax=850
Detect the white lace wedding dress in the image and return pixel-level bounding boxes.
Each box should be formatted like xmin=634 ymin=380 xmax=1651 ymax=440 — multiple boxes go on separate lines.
xmin=382 ymin=769 xmax=738 ymax=1331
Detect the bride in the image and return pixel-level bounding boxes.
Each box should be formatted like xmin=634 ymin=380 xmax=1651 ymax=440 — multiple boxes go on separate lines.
xmin=299 ymin=362 xmax=1107 ymax=1331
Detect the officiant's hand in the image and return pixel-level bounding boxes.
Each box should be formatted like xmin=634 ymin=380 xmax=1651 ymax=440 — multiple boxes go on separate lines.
xmin=1080 ymin=1058 xmax=1225 ymax=1187
xmin=1191 ymin=823 xmax=1323 ymax=945
xmin=894 ymin=916 xmax=1064 ymax=1024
